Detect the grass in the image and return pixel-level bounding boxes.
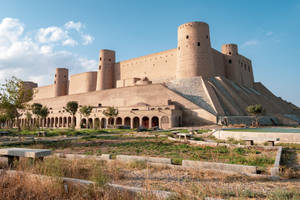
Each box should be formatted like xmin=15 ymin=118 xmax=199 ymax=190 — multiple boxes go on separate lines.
xmin=277 ymin=143 xmax=300 ymax=178
xmin=223 ymin=127 xmax=300 ymax=133
xmin=0 ymin=128 xmax=136 ymax=137
xmin=16 ymin=137 xmax=275 ymax=169
xmin=0 ymin=128 xmax=277 ymax=171
xmin=0 ymin=156 xmax=299 ymax=200
xmin=12 ymin=157 xmax=122 ymax=186
xmin=0 ymin=173 xmax=141 ymax=200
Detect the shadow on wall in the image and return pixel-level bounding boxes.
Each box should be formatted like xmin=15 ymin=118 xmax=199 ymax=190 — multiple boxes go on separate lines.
xmin=171 ymin=101 xmax=215 ymax=126
xmin=114 ymin=63 xmax=120 ymax=84
xmin=183 ymin=94 xmax=215 ymax=115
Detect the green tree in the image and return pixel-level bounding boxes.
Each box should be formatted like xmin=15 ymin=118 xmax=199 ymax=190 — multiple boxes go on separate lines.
xmin=1 ymin=105 xmax=17 ymax=128
xmin=64 ymin=101 xmax=78 ymax=129
xmin=0 ymin=77 xmax=33 ymax=131
xmin=246 ymin=104 xmax=264 ymax=127
xmin=79 ymin=105 xmax=93 ymax=118
xmin=39 ymin=106 xmax=49 ymax=130
xmin=0 ymin=114 xmax=7 ymax=129
xmin=79 ymin=105 xmax=93 ymax=128
xmin=25 ymin=111 xmax=32 ymax=129
xmin=103 ymin=106 xmax=118 ymax=126
xmin=31 ymin=103 xmax=42 ymax=128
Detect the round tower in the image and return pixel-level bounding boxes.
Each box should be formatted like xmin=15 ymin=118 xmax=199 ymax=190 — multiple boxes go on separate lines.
xmin=96 ymin=49 xmax=115 ymax=91
xmin=221 ymin=44 xmax=242 ymax=85
xmin=54 ymin=68 xmax=68 ymax=97
xmin=176 ymin=21 xmax=215 ymax=80
xmin=221 ymin=44 xmax=238 ymax=56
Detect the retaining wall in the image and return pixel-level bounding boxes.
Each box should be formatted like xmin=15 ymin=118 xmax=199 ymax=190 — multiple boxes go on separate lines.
xmin=116 ymin=155 xmax=171 ymax=164
xmin=213 ymin=130 xmax=300 ymax=143
xmin=53 ymin=153 xmax=111 ymax=161
xmin=270 ymin=146 xmax=282 ymax=177
xmin=182 ymin=160 xmax=257 ymax=174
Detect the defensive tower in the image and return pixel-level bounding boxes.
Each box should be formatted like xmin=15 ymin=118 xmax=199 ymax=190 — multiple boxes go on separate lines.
xmin=54 ymin=68 xmax=68 ymax=97
xmin=176 ymin=22 xmax=215 ymax=80
xmin=221 ymin=44 xmax=242 ymax=85
xmin=96 ymin=49 xmax=115 ymax=90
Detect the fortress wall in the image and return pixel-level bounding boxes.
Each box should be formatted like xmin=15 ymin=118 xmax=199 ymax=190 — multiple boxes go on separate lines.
xmin=238 ymin=55 xmax=254 ymax=87
xmin=69 ymin=71 xmax=97 ymax=95
xmin=23 ymin=81 xmax=38 ymax=90
xmin=115 ymin=48 xmax=177 ymax=84
xmin=211 ymin=48 xmax=226 ymax=77
xmin=31 ymin=84 xmax=174 ymax=111
xmin=30 ymin=83 xmax=215 ymax=125
xmin=33 ymin=84 xmax=54 ymax=100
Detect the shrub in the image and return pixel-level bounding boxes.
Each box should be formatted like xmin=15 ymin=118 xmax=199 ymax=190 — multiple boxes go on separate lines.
xmin=233 ymin=147 xmax=246 ymax=155
xmin=171 ymin=158 xmax=183 ymax=165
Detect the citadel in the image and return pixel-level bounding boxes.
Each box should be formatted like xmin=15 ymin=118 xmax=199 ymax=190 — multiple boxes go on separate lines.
xmin=20 ymin=21 xmax=300 ymax=129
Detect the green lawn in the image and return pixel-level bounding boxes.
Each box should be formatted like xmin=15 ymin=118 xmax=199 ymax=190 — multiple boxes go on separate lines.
xmin=0 ymin=128 xmax=136 ymax=137
xmin=9 ymin=135 xmax=276 ymax=171
xmin=223 ymin=127 xmax=300 ymax=133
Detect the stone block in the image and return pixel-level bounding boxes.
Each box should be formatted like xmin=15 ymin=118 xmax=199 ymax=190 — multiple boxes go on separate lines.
xmin=182 ymin=160 xmax=257 ymax=174
xmin=116 ymin=155 xmax=171 ymax=164
xmin=270 ymin=167 xmax=280 ymax=176
xmin=0 ymin=148 xmax=52 ymax=158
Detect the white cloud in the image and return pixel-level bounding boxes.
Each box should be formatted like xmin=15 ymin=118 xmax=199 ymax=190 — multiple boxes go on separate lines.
xmin=0 ymin=18 xmax=24 ymax=44
xmin=266 ymin=31 xmax=273 ymax=36
xmin=242 ymin=39 xmax=259 ymax=47
xmin=0 ymin=68 xmax=24 ymax=81
xmin=64 ymin=21 xmax=82 ymax=32
xmin=37 ymin=21 xmax=94 ymax=47
xmin=37 ymin=26 xmax=67 ymax=43
xmin=62 ymin=38 xmax=78 ymax=47
xmin=82 ymin=34 xmax=94 ymax=45
xmin=0 ymin=17 xmax=97 ymax=86
xmin=78 ymin=57 xmax=97 ymax=71
xmin=40 ymin=45 xmax=53 ymax=54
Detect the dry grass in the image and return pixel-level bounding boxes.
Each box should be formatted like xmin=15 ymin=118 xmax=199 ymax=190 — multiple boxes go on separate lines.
xmin=0 ymin=173 xmax=139 ymax=200
xmin=0 ymin=157 xmax=300 ymax=199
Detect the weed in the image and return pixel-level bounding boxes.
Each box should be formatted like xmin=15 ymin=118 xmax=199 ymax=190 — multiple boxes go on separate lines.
xmin=233 ymin=147 xmax=246 ymax=155
xmin=128 ymin=160 xmax=147 ymax=170
xmin=90 ymin=165 xmax=109 ymax=187
xmin=268 ymin=189 xmax=300 ymax=200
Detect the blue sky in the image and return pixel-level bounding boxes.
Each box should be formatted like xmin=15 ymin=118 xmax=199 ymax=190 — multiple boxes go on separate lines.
xmin=0 ymin=0 xmax=300 ymax=106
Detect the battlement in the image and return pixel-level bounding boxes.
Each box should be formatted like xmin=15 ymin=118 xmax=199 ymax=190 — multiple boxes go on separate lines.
xmin=32 ymin=21 xmax=254 ymax=100
xmin=178 ymin=21 xmax=209 ymax=29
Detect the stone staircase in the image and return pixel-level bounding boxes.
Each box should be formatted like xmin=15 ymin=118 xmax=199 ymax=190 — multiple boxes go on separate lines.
xmin=166 ymin=77 xmax=216 ymax=115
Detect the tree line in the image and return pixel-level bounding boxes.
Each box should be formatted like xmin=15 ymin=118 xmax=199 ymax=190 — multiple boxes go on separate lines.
xmin=0 ymin=77 xmax=118 ymax=131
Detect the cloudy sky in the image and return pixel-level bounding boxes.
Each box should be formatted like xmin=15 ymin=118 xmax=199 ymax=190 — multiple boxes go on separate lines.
xmin=0 ymin=0 xmax=300 ymax=106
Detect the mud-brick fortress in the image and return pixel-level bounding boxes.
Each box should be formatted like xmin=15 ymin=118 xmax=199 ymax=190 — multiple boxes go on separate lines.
xmin=20 ymin=21 xmax=300 ymax=129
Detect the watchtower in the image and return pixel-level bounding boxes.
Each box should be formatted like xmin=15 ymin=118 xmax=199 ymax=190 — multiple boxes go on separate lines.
xmin=222 ymin=44 xmax=242 ymax=85
xmin=54 ymin=68 xmax=68 ymax=97
xmin=96 ymin=49 xmax=115 ymax=90
xmin=176 ymin=22 xmax=215 ymax=79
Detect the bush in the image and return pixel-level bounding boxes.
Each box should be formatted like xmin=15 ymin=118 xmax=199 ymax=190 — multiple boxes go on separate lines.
xmin=171 ymin=158 xmax=183 ymax=165
xmin=233 ymin=147 xmax=246 ymax=155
